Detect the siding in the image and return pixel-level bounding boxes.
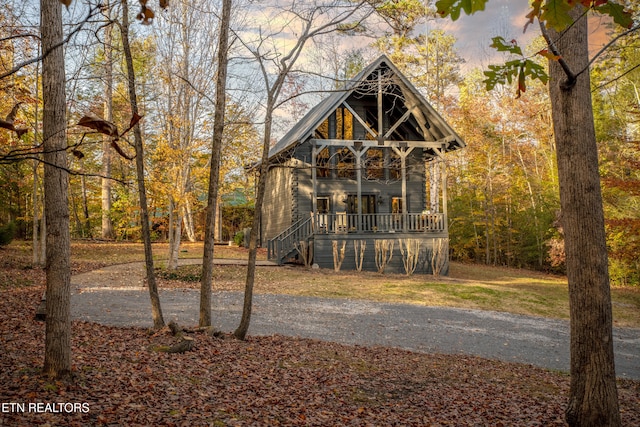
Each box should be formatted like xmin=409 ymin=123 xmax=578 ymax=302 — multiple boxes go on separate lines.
xmin=293 ymin=142 xmax=427 ymax=217
xmin=312 ymin=233 xmax=449 ymax=275
xmin=262 ymin=162 xmax=294 ymax=241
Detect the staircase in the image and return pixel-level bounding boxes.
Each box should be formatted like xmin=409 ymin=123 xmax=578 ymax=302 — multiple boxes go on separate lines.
xmin=267 ymin=216 xmax=314 ymax=265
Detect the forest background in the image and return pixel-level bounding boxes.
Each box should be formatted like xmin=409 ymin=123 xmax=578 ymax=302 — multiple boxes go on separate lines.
xmin=0 ymin=0 xmax=638 ymax=286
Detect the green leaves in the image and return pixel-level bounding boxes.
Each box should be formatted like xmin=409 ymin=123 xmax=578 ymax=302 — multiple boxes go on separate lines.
xmin=436 ymin=1 xmax=634 ymax=32
xmin=596 ymin=2 xmax=634 ymax=29
xmin=482 ymin=38 xmax=549 ymax=98
xmin=540 ymin=0 xmax=574 ymax=31
xmin=435 ymin=0 xmax=488 ymax=20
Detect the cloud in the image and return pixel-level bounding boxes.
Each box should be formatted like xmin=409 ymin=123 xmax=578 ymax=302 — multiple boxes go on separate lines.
xmin=431 ymin=0 xmax=539 ymax=70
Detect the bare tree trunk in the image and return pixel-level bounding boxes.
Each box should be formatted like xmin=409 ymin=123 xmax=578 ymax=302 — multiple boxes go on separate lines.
xmin=81 ymin=173 xmax=91 ymax=237
xmin=200 ymin=0 xmax=231 ymax=327
xmin=32 ymin=159 xmax=43 ymax=266
xmin=182 ymin=200 xmax=196 ymax=242
xmin=41 ymin=0 xmax=71 ymax=379
xmin=101 ymin=3 xmax=115 ymax=240
xmin=168 ymin=198 xmax=182 ymax=270
xmin=234 ymin=113 xmax=271 ymax=339
xmin=546 ymin=9 xmax=620 ymax=426
xmin=32 ymin=53 xmax=43 ymax=267
xmin=120 ymin=0 xmax=164 ymax=329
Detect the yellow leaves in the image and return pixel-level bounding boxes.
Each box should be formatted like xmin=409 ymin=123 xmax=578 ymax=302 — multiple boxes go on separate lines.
xmin=538 ymin=50 xmax=561 ymax=61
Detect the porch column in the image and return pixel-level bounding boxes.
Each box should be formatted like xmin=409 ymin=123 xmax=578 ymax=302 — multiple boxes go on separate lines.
xmin=392 ymin=146 xmax=414 ymax=232
xmin=434 ymin=147 xmax=448 ymax=233
xmin=442 ymin=153 xmax=448 ymax=233
xmin=312 ymin=142 xmax=317 ymax=218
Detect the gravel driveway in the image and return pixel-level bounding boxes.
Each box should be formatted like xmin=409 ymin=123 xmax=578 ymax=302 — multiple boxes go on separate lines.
xmin=70 ymin=262 xmax=640 ymax=380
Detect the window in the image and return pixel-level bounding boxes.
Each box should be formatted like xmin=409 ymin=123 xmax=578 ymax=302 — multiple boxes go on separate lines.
xmin=391 ymin=197 xmax=403 ymax=214
xmin=316 ymin=147 xmax=330 ymax=178
xmin=389 ymin=150 xmax=402 ymax=180
xmin=365 ymin=148 xmax=384 ymax=180
xmin=336 ymin=107 xmax=353 ymax=140
xmin=316 ymin=196 xmax=330 ymax=214
xmin=337 ymin=147 xmax=356 ymax=179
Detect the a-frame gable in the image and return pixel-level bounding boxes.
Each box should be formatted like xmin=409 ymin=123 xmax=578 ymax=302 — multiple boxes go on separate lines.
xmin=268 ymin=55 xmax=465 ymax=162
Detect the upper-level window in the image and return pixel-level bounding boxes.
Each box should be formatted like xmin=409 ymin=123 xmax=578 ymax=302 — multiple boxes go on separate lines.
xmin=337 ymin=147 xmax=356 ymax=179
xmin=335 ymin=107 xmax=353 ymax=140
xmin=389 ymin=150 xmax=402 ymax=180
xmin=316 ymin=147 xmax=330 ymax=178
xmin=315 ymin=108 xmax=354 ymax=140
xmin=365 ymin=148 xmax=384 ymax=180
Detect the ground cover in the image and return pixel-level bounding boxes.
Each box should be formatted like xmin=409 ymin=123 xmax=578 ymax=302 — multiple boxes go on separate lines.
xmin=157 ymin=261 xmax=640 ymax=328
xmin=1 ymin=241 xmax=639 ymax=425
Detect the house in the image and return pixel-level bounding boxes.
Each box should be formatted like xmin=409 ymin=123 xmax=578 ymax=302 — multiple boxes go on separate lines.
xmin=261 ymin=55 xmax=465 ymax=274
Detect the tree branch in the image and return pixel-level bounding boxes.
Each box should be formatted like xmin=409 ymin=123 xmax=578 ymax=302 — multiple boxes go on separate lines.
xmin=0 ymin=4 xmax=102 ymax=80
xmin=576 ymin=24 xmax=640 ymax=79
xmin=539 ymin=19 xmax=576 ymax=89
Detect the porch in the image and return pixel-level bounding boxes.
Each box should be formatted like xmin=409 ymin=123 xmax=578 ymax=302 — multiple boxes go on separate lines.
xmin=267 ymin=211 xmax=446 ymax=264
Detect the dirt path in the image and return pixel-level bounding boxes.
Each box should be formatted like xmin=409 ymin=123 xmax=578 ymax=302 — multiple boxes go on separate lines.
xmin=70 ymin=261 xmax=640 ymax=380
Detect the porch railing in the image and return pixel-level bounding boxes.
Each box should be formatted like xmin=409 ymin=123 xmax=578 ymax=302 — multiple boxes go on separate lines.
xmin=267 ymin=216 xmax=314 ymax=263
xmin=268 ymin=212 xmax=446 ymax=263
xmin=312 ymin=212 xmax=445 ymax=234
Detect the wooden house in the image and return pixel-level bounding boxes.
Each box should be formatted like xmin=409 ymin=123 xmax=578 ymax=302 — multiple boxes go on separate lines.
xmin=261 ymin=55 xmax=465 ymax=274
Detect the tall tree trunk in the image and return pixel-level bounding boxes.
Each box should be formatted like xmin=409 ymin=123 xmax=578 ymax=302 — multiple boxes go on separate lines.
xmin=234 ymin=114 xmax=271 ymax=340
xmin=120 ymin=0 xmax=164 ymax=329
xmin=182 ymin=200 xmax=196 ymax=242
xmin=32 ymin=159 xmax=43 ymax=266
xmin=546 ymin=9 xmax=620 ymax=427
xmin=41 ymin=0 xmax=71 ymax=379
xmin=81 ymin=173 xmax=91 ymax=238
xmin=168 ymin=198 xmax=181 ymax=270
xmin=200 ymin=0 xmax=231 ymax=327
xmin=32 ymin=53 xmax=44 ymax=267
xmin=102 ymin=4 xmax=115 ymax=240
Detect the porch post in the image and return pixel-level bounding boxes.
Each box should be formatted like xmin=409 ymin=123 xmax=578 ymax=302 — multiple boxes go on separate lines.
xmin=434 ymin=147 xmax=448 ymax=233
xmin=401 ymin=152 xmax=407 ymax=231
xmin=442 ymin=155 xmax=448 ymax=233
xmin=312 ymin=142 xmax=317 ymax=218
xmin=356 ymin=149 xmax=362 ymax=231
xmin=392 ymin=146 xmax=413 ymax=232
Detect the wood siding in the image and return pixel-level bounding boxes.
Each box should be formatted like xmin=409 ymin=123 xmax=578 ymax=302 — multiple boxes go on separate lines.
xmin=312 ymin=233 xmax=449 ymax=275
xmin=262 ymin=162 xmax=294 ymax=242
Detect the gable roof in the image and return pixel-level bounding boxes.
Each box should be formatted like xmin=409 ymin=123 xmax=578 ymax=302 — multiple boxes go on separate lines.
xmin=268 ymin=54 xmax=465 ymax=161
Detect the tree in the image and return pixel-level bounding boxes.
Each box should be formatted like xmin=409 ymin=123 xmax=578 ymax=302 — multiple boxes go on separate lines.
xmin=234 ymin=0 xmax=373 ymax=340
xmin=41 ymin=0 xmax=71 ymax=379
xmin=437 ymin=1 xmax=636 ymax=425
xmin=101 ymin=0 xmax=116 ymax=240
xmin=199 ymin=0 xmax=232 ymax=327
xmin=119 ymin=0 xmax=165 ymax=329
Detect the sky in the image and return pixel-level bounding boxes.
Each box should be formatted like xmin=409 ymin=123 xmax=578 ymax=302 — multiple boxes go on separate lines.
xmin=429 ymin=0 xmax=613 ymax=71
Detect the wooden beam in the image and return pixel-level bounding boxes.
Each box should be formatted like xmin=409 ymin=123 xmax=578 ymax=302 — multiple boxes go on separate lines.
xmin=308 ymin=136 xmax=455 ymax=150
xmin=343 ymin=101 xmax=377 ymax=139
xmin=383 ymin=108 xmax=413 ymax=140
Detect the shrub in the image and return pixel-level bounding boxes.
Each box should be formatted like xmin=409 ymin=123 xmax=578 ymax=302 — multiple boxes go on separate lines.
xmin=233 ymin=231 xmax=244 ymax=246
xmin=0 ymin=222 xmax=17 ymax=246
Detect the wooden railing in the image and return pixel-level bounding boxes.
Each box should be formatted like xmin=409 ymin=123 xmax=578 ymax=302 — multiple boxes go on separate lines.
xmin=268 ymin=212 xmax=446 ymax=263
xmin=312 ymin=212 xmax=445 ymax=234
xmin=267 ymin=216 xmax=314 ymax=263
